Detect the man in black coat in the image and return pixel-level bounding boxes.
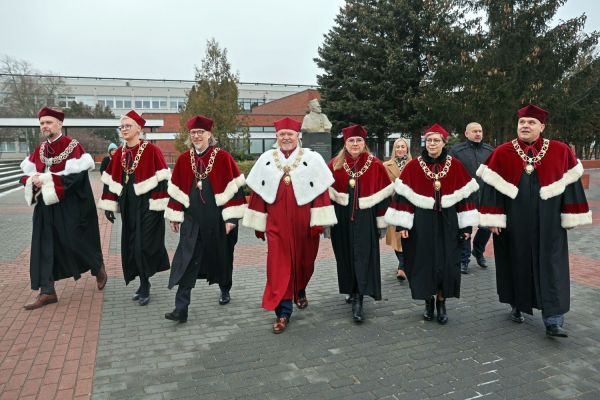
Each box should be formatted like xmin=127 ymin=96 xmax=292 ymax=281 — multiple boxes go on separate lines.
xmin=449 ymin=122 xmax=494 ymax=274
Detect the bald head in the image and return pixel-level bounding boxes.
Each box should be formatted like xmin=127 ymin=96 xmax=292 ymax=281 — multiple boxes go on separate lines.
xmin=465 ymin=122 xmax=483 ymax=143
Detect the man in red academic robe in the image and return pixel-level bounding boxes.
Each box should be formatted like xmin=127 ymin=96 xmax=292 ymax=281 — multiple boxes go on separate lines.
xmin=20 ymin=107 xmax=107 ymax=310
xmin=242 ymin=117 xmax=337 ymax=333
xmin=477 ymin=104 xmax=592 ymax=337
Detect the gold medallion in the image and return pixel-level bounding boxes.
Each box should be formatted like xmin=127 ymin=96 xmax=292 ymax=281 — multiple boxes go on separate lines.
xmin=197 ymin=180 xmax=203 ymax=190
xmin=125 ymin=175 xmax=129 ymax=184
xmin=283 ymin=175 xmax=291 ymax=185
xmin=434 ymin=180 xmax=441 ymax=191
xmin=525 ymin=164 xmax=534 ymax=174
xmin=349 ymin=178 xmax=356 ymax=188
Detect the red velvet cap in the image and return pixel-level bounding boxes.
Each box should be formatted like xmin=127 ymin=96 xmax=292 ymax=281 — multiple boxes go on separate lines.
xmin=123 ymin=110 xmax=146 ymax=128
xmin=37 ymin=107 xmax=64 ymax=122
xmin=517 ymin=104 xmax=548 ymax=124
xmin=274 ymin=117 xmax=301 ymax=132
xmin=187 ymin=115 xmax=213 ymax=131
xmin=422 ymin=123 xmax=449 ymax=141
xmin=342 ymin=124 xmax=367 ymax=141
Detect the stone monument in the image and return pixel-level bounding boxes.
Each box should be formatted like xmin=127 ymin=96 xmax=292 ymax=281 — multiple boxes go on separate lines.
xmin=301 ymin=99 xmax=332 ymax=160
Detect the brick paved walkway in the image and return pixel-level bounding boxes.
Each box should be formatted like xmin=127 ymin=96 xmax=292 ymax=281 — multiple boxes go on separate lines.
xmin=0 ymin=170 xmax=599 ymax=399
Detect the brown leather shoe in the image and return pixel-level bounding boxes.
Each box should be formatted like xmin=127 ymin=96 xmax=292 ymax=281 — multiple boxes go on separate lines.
xmin=295 ymin=296 xmax=308 ymax=309
xmin=24 ymin=293 xmax=58 ymax=310
xmin=96 ymin=264 xmax=108 ymax=290
xmin=272 ymin=317 xmax=289 ymax=334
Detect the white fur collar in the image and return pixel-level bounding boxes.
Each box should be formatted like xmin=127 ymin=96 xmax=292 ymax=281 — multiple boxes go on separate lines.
xmin=246 ymin=148 xmax=334 ymax=205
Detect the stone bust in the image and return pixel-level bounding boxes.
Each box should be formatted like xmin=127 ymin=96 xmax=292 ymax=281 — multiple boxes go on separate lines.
xmin=301 ymin=99 xmax=332 ymax=133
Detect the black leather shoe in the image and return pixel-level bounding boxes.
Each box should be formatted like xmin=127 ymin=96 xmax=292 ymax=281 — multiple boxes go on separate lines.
xmin=436 ymin=298 xmax=448 ymax=325
xmin=219 ymin=290 xmax=230 ymax=305
xmin=165 ymin=309 xmax=188 ymax=323
xmin=472 ymin=251 xmax=488 ymax=268
xmin=546 ymin=325 xmax=568 ymax=338
xmin=132 ymin=293 xmax=141 ymax=301
xmin=460 ymin=263 xmax=469 ymax=274
xmin=138 ymin=296 xmax=150 ymax=306
xmin=510 ymin=307 xmax=524 ymax=323
xmin=352 ymin=295 xmax=364 ymax=323
xmin=423 ymin=296 xmax=435 ymax=321
xmin=345 ymin=294 xmax=353 ymax=304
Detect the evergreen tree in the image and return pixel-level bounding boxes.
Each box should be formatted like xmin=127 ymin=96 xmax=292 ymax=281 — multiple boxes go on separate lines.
xmin=463 ymin=0 xmax=599 ymax=145
xmin=176 ymin=39 xmax=248 ymax=155
xmin=315 ymin=0 xmax=474 ymax=156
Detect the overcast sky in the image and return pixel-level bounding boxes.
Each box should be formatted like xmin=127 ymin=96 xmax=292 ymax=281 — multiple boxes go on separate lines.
xmin=0 ymin=0 xmax=597 ymax=85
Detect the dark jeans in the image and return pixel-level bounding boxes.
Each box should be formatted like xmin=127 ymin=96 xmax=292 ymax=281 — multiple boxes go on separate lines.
xmin=276 ymin=300 xmax=293 ymax=318
xmin=461 ymin=227 xmax=492 ymax=264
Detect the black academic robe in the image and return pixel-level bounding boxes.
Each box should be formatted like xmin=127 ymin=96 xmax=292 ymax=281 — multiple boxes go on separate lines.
xmin=20 ymin=135 xmax=103 ymax=290
xmin=385 ymin=149 xmax=479 ymax=301
xmin=118 ymin=173 xmax=170 ymax=284
xmin=328 ymin=152 xmax=394 ymax=300
xmin=168 ymin=179 xmax=238 ymax=289
xmin=477 ymin=137 xmax=592 ymax=316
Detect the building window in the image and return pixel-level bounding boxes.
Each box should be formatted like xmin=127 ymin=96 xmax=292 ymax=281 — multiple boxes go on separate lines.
xmin=249 ymin=139 xmax=263 ymax=154
xmin=264 ymin=139 xmax=276 ymax=149
xmin=19 ymin=142 xmax=28 ymax=152
xmin=0 ymin=142 xmax=16 ymax=152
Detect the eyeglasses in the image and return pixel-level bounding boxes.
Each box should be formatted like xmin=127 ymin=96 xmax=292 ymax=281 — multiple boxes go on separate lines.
xmin=118 ymin=124 xmax=134 ymax=131
xmin=425 ymin=138 xmax=443 ymax=144
xmin=346 ymin=138 xmax=364 ymax=144
xmin=189 ymin=130 xmax=207 ymax=137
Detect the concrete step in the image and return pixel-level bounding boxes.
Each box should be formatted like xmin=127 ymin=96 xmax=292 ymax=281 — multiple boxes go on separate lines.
xmin=0 ymin=169 xmax=21 ymax=178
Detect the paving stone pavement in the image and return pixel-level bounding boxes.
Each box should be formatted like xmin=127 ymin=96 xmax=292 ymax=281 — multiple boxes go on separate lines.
xmin=0 ymin=169 xmax=599 ymax=400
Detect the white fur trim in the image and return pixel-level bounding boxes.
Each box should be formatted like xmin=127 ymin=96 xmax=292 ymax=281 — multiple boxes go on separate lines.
xmin=20 ymin=157 xmax=37 ymax=176
xmin=102 ymin=171 xmax=123 ymax=196
xmin=376 ymin=215 xmax=387 ymax=229
xmin=39 ymin=172 xmax=59 ymax=205
xmin=310 ymin=205 xmax=337 ymax=227
xmin=247 ymin=148 xmax=333 ymax=205
xmin=168 ymin=179 xmax=190 ymax=208
xmin=540 ymin=161 xmax=584 ymax=200
xmin=358 ymin=182 xmax=394 ymax=209
xmin=457 ymin=209 xmax=480 ymax=229
xmin=24 ymin=176 xmax=35 ymax=206
xmin=394 ymin=178 xmax=435 ymax=209
xmin=56 ymin=153 xmax=95 ymax=176
xmin=97 ymin=198 xmax=119 ymax=212
xmin=222 ymin=203 xmax=247 ymax=221
xmin=242 ymin=208 xmax=267 ymax=232
xmin=215 ymin=174 xmax=246 ymax=206
xmin=164 ymin=207 xmax=184 ymax=223
xmin=133 ymin=168 xmax=170 ymax=195
xmin=384 ymin=207 xmax=414 ymax=230
xmin=479 ymin=213 xmax=507 ymax=228
xmin=441 ymin=178 xmax=479 ymax=208
xmin=149 ymin=197 xmax=169 ymax=211
xmin=561 ymin=211 xmax=593 ymax=229
xmin=477 ymin=165 xmax=518 ymax=199
xmin=329 ymin=187 xmax=349 ymax=206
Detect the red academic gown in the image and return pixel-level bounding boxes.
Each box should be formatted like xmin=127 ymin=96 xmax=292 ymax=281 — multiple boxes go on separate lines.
xmin=243 ymin=147 xmax=337 ymax=311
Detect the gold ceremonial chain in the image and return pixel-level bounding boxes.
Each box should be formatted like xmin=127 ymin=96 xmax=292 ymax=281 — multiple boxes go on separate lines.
xmin=343 ymin=154 xmax=374 ymax=188
xmin=417 ymin=155 xmax=452 ymax=191
xmin=190 ymin=147 xmax=220 ymax=190
xmin=39 ymin=139 xmax=79 ymax=171
xmin=511 ymin=138 xmax=550 ymax=175
xmin=121 ymin=141 xmax=148 ymax=184
xmin=273 ymin=148 xmax=304 ymax=185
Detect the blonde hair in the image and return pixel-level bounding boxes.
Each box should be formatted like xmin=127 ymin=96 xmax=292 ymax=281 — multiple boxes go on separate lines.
xmin=332 ymin=145 xmax=372 ymax=171
xmin=392 ymin=137 xmax=412 ymax=160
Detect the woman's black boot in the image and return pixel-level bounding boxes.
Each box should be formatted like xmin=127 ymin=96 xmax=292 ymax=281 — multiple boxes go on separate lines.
xmin=423 ymin=296 xmax=435 ymax=321
xmin=436 ymin=298 xmax=448 ymax=325
xmin=352 ymin=295 xmax=364 ymax=323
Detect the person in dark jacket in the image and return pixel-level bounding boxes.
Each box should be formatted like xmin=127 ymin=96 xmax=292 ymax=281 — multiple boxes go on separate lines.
xmin=99 ymin=143 xmax=118 ymax=175
xmin=448 ymin=123 xmax=494 ymax=274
